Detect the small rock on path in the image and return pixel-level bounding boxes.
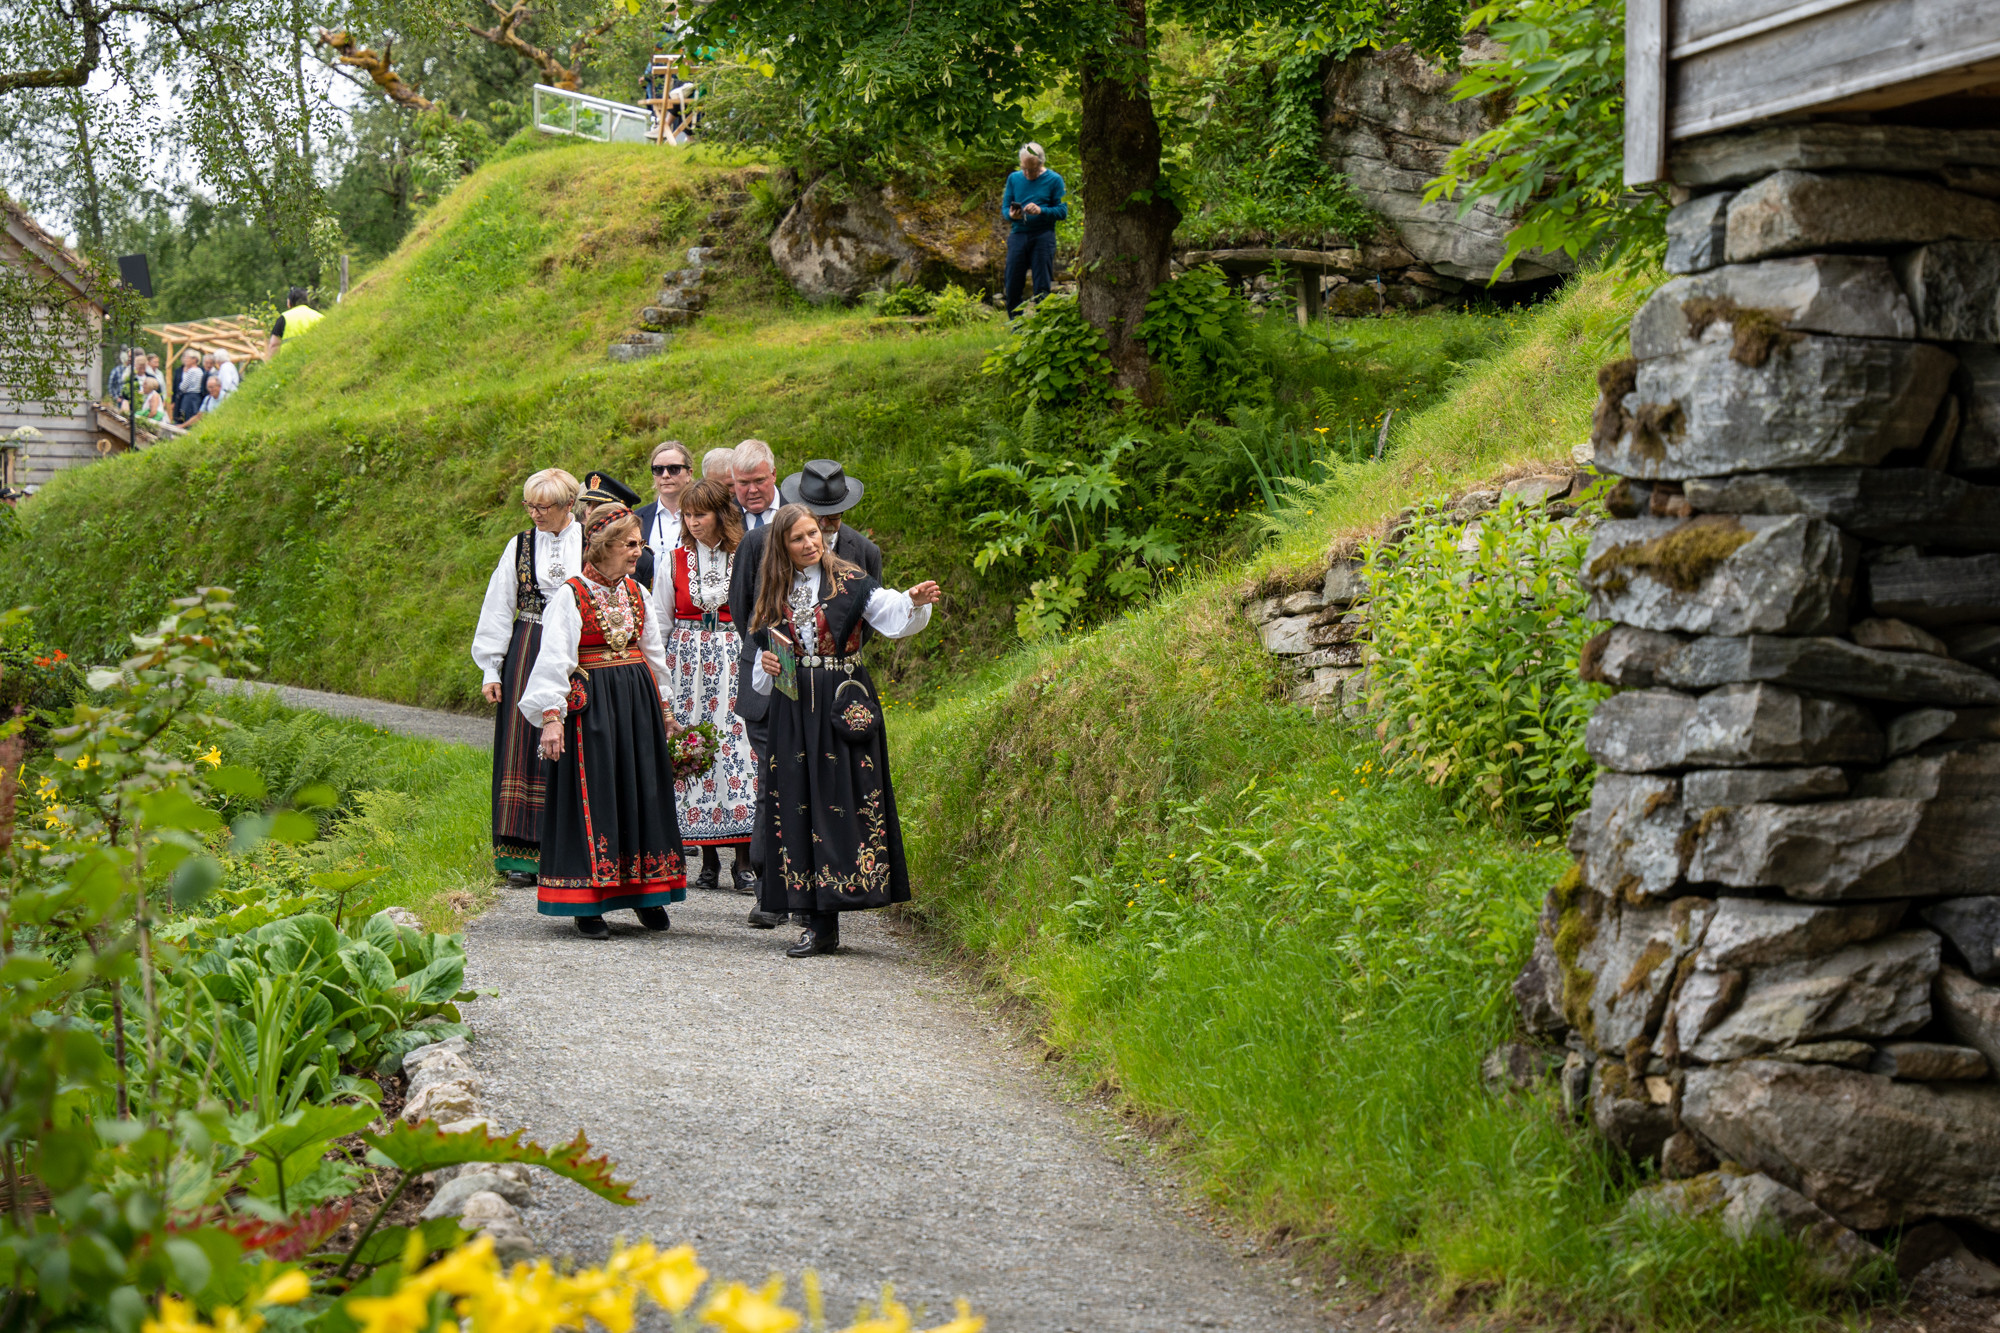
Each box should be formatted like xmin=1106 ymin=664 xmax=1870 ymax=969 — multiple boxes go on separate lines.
xmin=464 ymin=881 xmax=1329 ymax=1332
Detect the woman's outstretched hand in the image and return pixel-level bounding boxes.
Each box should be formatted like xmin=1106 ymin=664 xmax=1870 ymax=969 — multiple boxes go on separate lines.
xmin=482 ymin=682 xmax=503 ymax=705
xmin=907 ymin=581 xmax=943 ymax=607
xmin=540 ymin=719 xmax=564 ymax=762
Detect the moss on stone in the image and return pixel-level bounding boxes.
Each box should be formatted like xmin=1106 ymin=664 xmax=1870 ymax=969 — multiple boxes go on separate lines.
xmin=1552 ymin=863 xmax=1600 ymax=1046
xmin=1680 ymin=295 xmax=1804 ymax=369
xmin=1589 ymin=515 xmax=1755 ymax=596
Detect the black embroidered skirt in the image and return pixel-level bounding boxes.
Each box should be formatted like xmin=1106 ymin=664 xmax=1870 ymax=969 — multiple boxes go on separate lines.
xmin=490 ymin=618 xmax=546 ymax=874
xmin=758 ymin=662 xmax=911 ymax=916
xmin=536 ymin=660 xmax=688 ymax=916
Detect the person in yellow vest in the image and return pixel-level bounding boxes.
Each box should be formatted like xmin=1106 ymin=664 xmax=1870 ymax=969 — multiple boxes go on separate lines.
xmin=265 ymin=286 xmax=324 ymax=356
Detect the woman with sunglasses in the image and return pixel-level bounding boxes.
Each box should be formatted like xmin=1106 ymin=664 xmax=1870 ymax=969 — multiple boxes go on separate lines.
xmin=638 ymin=441 xmax=693 ymax=608
xmin=471 ymin=467 xmax=584 ymax=887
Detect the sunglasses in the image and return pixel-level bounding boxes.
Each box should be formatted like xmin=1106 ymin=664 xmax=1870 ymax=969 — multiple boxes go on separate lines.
xmin=652 ymin=463 xmax=690 ymax=476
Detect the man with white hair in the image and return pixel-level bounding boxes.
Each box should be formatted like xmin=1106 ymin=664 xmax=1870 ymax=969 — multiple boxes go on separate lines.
xmin=702 ymin=446 xmax=735 ymax=481
xmin=730 ymin=438 xmax=778 ymax=531
xmin=1000 ymin=141 xmax=1067 ymax=318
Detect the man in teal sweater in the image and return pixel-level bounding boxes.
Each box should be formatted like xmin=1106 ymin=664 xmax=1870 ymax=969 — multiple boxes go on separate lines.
xmin=1000 ymin=143 xmax=1067 ymax=318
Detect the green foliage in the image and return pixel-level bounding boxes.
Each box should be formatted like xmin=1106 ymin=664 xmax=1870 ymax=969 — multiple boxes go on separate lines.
xmin=364 ymin=1121 xmax=640 ymax=1204
xmin=1138 ymin=265 xmax=1258 ymax=400
xmin=981 ymin=294 xmax=1115 ymax=412
xmin=964 ymin=435 xmax=1181 ymax=639
xmin=1366 ymin=493 xmax=1606 ymax=828
xmin=876 ymin=285 xmax=937 ymax=317
xmin=1426 ymin=0 xmax=1666 ymax=278
xmin=0 ymin=629 xmax=86 ymax=747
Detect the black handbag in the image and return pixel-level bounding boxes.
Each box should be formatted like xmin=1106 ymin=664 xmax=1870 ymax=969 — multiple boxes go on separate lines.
xmin=831 ymin=677 xmax=880 ymax=744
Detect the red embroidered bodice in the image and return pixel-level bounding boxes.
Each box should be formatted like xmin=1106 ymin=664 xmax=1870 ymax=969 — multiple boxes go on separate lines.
xmin=671 ymin=545 xmax=733 ymax=623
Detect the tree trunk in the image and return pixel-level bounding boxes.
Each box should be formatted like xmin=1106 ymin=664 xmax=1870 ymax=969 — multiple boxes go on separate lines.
xmin=1076 ymin=0 xmax=1177 ymax=402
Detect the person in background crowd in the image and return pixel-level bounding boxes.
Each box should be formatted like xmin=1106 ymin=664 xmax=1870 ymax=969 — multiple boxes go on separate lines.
xmin=1000 ymin=142 xmax=1067 ymax=318
xmin=662 ymin=477 xmax=755 ymax=891
xmin=728 ymin=456 xmax=879 ymax=924
xmin=201 ymin=350 xmax=221 ymax=395
xmin=173 ymin=350 xmax=206 ymax=423
xmin=196 ymin=375 xmax=226 ymax=416
xmin=216 ymin=349 xmax=241 ymax=394
xmin=731 ymin=439 xmax=778 ymax=532
xmin=108 ymin=349 xmax=132 ymax=402
xmin=519 ymin=503 xmax=687 ymax=940
xmin=471 ymin=468 xmax=584 ymax=887
xmin=702 ymin=447 xmax=734 ymax=482
xmin=577 ymin=471 xmax=650 ymax=586
xmin=144 ymin=354 xmax=165 ymax=395
xmin=138 ymin=376 xmax=167 ymax=425
xmin=635 ymin=441 xmax=691 ymax=607
xmin=747 ymin=503 xmax=942 ymax=956
xmin=267 ymin=286 xmax=324 ymax=356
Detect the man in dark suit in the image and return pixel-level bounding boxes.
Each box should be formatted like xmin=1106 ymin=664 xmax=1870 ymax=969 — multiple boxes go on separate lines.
xmin=632 ymin=442 xmax=692 ymax=604
xmin=729 ymin=459 xmax=882 ymax=927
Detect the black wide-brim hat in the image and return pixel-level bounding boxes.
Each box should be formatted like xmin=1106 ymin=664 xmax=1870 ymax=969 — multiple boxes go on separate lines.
xmin=780 ymin=458 xmax=864 ymax=515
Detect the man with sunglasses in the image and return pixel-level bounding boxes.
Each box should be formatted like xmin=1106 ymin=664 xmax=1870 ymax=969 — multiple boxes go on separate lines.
xmin=636 ymin=440 xmax=693 ymax=607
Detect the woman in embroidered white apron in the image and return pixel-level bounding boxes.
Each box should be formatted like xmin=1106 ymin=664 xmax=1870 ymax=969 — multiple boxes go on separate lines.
xmin=661 ymin=478 xmax=757 ymax=889
xmin=470 ymin=467 xmax=582 ymax=883
xmin=748 ymin=503 xmax=942 ymax=957
xmin=518 ymin=504 xmax=687 ymax=940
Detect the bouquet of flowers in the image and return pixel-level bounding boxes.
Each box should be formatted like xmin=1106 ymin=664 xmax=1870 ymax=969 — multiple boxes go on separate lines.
xmin=669 ymin=721 xmax=721 ymax=781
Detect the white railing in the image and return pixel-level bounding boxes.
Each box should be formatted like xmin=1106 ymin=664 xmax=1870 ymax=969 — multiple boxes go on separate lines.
xmin=532 ymin=84 xmax=658 ymax=144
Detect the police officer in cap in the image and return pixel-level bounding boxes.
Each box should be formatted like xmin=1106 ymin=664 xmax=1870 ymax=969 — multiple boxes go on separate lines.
xmin=727 ymin=459 xmax=881 ymax=926
xmin=578 ymin=471 xmax=655 ymax=587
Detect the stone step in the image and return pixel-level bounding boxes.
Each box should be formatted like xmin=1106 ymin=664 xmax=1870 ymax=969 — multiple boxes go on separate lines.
xmin=638 ymin=307 xmax=699 ymax=328
xmin=608 ymin=335 xmax=669 ymax=363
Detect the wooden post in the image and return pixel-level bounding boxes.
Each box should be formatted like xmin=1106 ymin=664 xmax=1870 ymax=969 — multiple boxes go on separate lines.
xmin=1624 ymin=0 xmax=1667 ymax=186
xmin=1298 ymin=267 xmax=1322 ymax=326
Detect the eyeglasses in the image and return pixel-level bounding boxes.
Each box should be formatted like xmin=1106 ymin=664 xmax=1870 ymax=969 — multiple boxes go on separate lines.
xmin=652 ymin=463 xmax=690 ymax=476
xmin=524 ymin=501 xmax=566 ymax=515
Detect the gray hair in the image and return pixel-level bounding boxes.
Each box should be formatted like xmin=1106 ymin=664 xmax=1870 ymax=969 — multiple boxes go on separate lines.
xmin=701 ymin=447 xmax=735 ymax=479
xmin=1019 ymin=142 xmax=1045 ymax=162
xmin=731 ymin=438 xmax=776 ymax=476
xmin=522 ymin=467 xmax=581 ymax=508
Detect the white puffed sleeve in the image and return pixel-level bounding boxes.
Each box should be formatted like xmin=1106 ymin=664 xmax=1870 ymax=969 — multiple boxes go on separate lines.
xmin=750 ymin=650 xmax=772 ymax=696
xmin=470 ymin=538 xmax=520 ymax=684
xmin=639 ymin=585 xmax=672 ymax=704
xmin=517 ymin=584 xmax=582 ymax=725
xmin=863 ymin=586 xmax=932 ymax=639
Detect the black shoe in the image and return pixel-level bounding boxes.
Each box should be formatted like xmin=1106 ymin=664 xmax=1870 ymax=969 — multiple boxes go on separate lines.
xmin=574 ymin=915 xmax=610 ymax=940
xmin=506 ymin=871 xmax=538 ymax=888
xmin=746 ymin=909 xmax=787 ymax=929
xmin=786 ymin=926 xmax=839 ymax=957
xmin=636 ymin=906 xmax=671 ymax=931
xmin=692 ymin=863 xmax=720 ymax=893
xmin=731 ymin=866 xmax=759 ymax=896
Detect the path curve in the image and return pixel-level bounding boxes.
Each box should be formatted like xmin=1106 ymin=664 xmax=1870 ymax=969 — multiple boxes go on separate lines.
xmin=237 ymin=679 xmax=1329 ymax=1329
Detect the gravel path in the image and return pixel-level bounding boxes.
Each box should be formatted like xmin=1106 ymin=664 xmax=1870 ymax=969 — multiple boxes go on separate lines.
xmin=464 ymin=880 xmax=1331 ymax=1333
xmin=244 ymin=681 xmax=1331 ymax=1329
xmin=214 ymin=678 xmax=492 ymax=748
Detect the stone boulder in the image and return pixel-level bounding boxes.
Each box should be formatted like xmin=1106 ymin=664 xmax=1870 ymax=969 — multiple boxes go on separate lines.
xmin=1585 ymin=684 xmax=1880 ymax=772
xmin=1680 ymin=1060 xmax=2000 ymax=1230
xmin=1590 ymin=1058 xmax=1674 ymax=1160
xmin=1570 ymin=772 xmax=1688 ymax=903
xmin=770 ymin=178 xmax=1007 ymax=303
xmin=1630 ymin=255 xmax=1916 ymax=361
xmin=1684 ymin=468 xmax=2000 ymax=551
xmin=1937 ymin=966 xmax=2000 ymax=1070
xmin=1581 ymin=516 xmax=1854 ymax=637
xmin=1725 ymin=171 xmax=2000 ymax=265
xmin=1921 ymin=898 xmax=2000 ymax=981
xmin=1627 ymin=1169 xmax=1882 ymax=1284
xmin=1319 ymin=42 xmax=1572 ymax=285
xmin=1571 ymin=890 xmax=1715 ymax=1053
xmin=1673 ymin=930 xmax=1937 ymax=1063
xmin=1894 ymin=241 xmax=2000 ymax=343
xmin=1651 ymin=632 xmax=2000 ymax=706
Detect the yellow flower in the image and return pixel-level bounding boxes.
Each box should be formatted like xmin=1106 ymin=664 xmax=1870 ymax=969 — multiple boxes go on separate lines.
xmin=198 ymin=746 xmax=223 ymax=768
xmin=557 ymin=1268 xmax=636 ymax=1333
xmin=257 ymin=1273 xmax=313 ymax=1306
xmin=614 ymin=1242 xmax=707 ymax=1315
xmin=919 ymin=1302 xmax=986 ymax=1333
xmin=347 ymin=1288 xmax=435 ymax=1333
xmin=699 ymin=1278 xmax=802 ymax=1333
xmin=839 ymin=1288 xmax=909 ymax=1333
xmin=210 ymin=1307 xmax=265 ymax=1333
xmin=417 ymin=1234 xmax=501 ymax=1298
xmin=145 ymin=1297 xmax=207 ymax=1333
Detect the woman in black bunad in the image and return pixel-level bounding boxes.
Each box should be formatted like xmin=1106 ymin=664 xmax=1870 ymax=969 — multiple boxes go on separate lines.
xmin=662 ymin=477 xmax=757 ymax=890
xmin=748 ymin=503 xmax=942 ymax=957
xmin=471 ymin=467 xmax=583 ymax=886
xmin=518 ymin=503 xmax=688 ymax=940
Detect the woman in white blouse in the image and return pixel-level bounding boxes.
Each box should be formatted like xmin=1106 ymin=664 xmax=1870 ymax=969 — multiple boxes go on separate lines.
xmin=517 ymin=504 xmax=687 ymax=939
xmin=470 ymin=468 xmax=584 ymax=885
xmin=748 ymin=503 xmax=941 ymax=957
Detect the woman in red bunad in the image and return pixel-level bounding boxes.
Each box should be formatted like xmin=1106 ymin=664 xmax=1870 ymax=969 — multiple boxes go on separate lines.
xmin=518 ymin=503 xmax=687 ymax=940
xmin=661 ymin=478 xmax=758 ymax=890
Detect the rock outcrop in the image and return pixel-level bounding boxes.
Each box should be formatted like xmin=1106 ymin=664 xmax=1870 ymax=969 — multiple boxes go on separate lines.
xmin=770 ymin=178 xmax=1008 ymax=303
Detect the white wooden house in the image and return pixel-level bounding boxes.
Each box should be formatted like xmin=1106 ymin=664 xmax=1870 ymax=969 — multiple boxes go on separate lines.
xmin=0 ymin=198 xmax=110 ymax=493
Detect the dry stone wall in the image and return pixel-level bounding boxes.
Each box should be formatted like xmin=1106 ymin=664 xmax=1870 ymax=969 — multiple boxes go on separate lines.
xmin=1522 ymin=124 xmax=2000 ymax=1285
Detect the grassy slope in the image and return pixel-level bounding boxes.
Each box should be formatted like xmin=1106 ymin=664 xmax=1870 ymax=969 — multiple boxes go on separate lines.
xmin=3 ymin=142 xmax=1019 ymax=707
xmin=894 ymin=274 xmax=1858 ymax=1327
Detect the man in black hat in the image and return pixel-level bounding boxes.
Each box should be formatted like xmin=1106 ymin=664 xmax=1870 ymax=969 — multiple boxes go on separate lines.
xmin=728 ymin=458 xmax=881 ymax=926
xmin=578 ymin=471 xmax=656 ymax=587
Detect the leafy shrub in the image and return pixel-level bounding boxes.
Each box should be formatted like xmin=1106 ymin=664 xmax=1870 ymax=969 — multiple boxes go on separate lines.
xmin=1139 ymin=265 xmax=1259 ymax=402
xmin=1366 ymin=493 xmax=1605 ymax=828
xmin=929 ymin=282 xmax=991 ymax=329
xmin=876 ymin=284 xmax=936 ymax=317
xmin=980 ymin=293 xmax=1114 ymax=412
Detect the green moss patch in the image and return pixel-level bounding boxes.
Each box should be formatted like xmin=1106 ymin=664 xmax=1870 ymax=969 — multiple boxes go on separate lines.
xmin=1590 ymin=515 xmax=1754 ymax=596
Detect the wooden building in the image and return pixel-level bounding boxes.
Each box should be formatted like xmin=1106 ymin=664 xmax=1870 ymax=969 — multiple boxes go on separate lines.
xmin=0 ymin=198 xmax=111 ymax=494
xmin=1624 ymin=0 xmax=2000 ymax=184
